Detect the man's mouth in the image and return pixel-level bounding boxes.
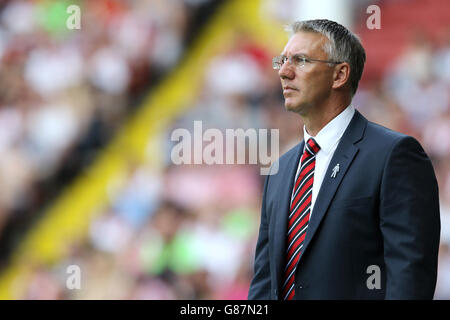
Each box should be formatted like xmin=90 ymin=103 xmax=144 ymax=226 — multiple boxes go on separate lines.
xmin=283 ymin=86 xmax=298 ymax=93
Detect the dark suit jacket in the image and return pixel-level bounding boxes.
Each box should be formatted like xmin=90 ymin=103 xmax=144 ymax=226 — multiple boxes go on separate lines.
xmin=248 ymin=110 xmax=440 ymax=300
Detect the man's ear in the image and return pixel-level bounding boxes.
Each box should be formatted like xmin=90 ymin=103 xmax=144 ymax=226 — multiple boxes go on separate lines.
xmin=332 ymin=62 xmax=350 ymax=90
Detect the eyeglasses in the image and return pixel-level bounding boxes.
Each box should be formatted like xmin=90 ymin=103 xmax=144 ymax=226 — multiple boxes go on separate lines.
xmin=272 ymin=54 xmax=342 ymax=70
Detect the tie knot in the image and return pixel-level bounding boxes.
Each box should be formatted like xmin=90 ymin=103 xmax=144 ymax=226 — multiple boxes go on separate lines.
xmin=305 ymin=138 xmax=320 ymax=156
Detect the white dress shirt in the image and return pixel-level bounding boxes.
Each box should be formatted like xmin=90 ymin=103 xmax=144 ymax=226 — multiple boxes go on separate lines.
xmin=292 ymin=105 xmax=356 ymax=217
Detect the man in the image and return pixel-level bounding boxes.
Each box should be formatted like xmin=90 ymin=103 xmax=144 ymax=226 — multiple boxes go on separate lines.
xmin=248 ymin=19 xmax=440 ymax=300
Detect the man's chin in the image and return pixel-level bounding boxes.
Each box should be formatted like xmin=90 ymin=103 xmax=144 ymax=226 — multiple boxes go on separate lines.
xmin=284 ymin=100 xmax=309 ymax=115
xmin=284 ymin=101 xmax=300 ymax=112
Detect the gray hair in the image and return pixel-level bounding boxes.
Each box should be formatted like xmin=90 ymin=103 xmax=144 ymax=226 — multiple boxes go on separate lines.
xmin=288 ymin=19 xmax=366 ymax=96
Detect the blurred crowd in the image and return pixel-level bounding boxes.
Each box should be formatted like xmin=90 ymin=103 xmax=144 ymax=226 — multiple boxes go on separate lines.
xmin=0 ymin=0 xmax=217 ymax=264
xmin=1 ymin=0 xmax=450 ymax=300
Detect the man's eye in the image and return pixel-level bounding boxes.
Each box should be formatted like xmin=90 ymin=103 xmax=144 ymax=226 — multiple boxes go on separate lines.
xmin=292 ymin=56 xmax=303 ymax=64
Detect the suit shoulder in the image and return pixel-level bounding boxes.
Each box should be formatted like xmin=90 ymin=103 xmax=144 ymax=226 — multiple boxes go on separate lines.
xmin=279 ymin=141 xmax=302 ymax=164
xmin=365 ymin=120 xmax=408 ymax=143
xmin=263 ymin=141 xmax=301 ymax=177
xmin=362 ymin=119 xmax=425 ymax=155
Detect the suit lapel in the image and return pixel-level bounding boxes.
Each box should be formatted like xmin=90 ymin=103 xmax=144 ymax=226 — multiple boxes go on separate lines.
xmin=297 ymin=110 xmax=367 ymax=267
xmin=272 ymin=140 xmax=304 ymax=291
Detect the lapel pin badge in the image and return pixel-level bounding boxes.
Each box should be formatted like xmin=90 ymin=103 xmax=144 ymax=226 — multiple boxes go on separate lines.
xmin=331 ymin=163 xmax=340 ymax=178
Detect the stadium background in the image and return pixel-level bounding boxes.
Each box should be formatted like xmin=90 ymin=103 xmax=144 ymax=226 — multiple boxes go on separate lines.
xmin=0 ymin=0 xmax=449 ymax=299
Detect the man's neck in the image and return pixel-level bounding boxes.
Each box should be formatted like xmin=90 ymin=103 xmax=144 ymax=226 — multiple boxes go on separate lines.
xmin=301 ymin=98 xmax=351 ymax=137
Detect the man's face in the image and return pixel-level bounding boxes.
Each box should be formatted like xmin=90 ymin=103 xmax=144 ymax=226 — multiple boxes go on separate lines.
xmin=279 ymin=31 xmax=335 ymax=114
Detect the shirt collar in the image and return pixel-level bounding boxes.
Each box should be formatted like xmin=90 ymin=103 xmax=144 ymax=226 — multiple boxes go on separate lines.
xmin=303 ymin=105 xmax=355 ymax=154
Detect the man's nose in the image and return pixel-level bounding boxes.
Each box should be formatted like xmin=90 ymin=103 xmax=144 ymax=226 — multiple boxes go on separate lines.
xmin=278 ymin=60 xmax=294 ymax=80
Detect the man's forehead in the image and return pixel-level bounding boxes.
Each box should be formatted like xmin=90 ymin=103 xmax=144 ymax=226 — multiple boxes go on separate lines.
xmin=281 ymin=31 xmax=328 ymax=56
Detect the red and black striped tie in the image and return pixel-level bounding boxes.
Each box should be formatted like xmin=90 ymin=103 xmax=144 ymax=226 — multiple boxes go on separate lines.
xmin=282 ymin=137 xmax=320 ymax=300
